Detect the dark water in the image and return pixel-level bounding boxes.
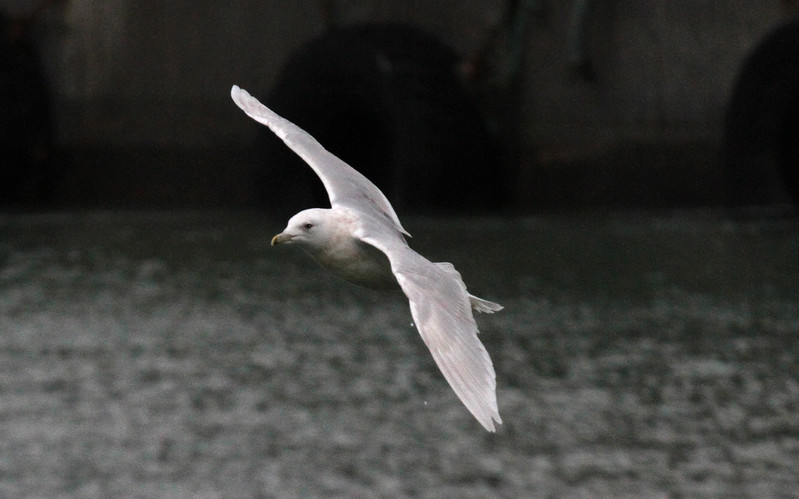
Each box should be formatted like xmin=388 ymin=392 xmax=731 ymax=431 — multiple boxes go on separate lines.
xmin=0 ymin=210 xmax=797 ymax=497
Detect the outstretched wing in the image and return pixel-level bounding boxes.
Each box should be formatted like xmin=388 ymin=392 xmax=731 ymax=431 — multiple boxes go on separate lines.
xmin=357 ymin=225 xmax=502 ymax=432
xmin=231 ymin=85 xmax=409 ymax=237
xmin=232 ymin=84 xmax=500 ymax=431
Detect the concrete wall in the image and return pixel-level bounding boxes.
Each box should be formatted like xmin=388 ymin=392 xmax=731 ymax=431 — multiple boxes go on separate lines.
xmin=4 ymin=0 xmax=793 ymax=208
xmin=524 ymin=1 xmax=782 ymax=143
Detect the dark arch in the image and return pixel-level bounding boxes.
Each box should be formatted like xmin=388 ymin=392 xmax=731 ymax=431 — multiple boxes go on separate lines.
xmin=723 ymin=17 xmax=799 ymax=207
xmin=0 ymin=11 xmax=57 ymax=206
xmin=777 ymin=93 xmax=799 ymax=202
xmin=254 ymin=23 xmax=506 ymax=215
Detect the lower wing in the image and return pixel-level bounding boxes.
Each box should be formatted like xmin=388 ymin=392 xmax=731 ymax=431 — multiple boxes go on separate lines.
xmin=385 ymin=248 xmax=502 ymax=431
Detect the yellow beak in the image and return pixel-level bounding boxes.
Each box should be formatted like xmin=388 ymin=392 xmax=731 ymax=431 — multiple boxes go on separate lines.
xmin=271 ymin=233 xmax=294 ymax=246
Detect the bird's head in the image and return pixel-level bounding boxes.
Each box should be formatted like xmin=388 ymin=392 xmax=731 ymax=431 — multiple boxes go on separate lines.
xmin=271 ymin=208 xmax=332 ymax=249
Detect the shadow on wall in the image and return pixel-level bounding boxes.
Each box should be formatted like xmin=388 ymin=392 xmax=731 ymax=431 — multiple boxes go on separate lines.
xmin=253 ymin=23 xmax=508 ymax=215
xmin=723 ymin=15 xmax=799 ymax=208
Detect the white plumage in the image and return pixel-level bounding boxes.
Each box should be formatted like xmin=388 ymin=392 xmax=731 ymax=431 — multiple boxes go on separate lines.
xmin=231 ymin=85 xmax=502 ymax=431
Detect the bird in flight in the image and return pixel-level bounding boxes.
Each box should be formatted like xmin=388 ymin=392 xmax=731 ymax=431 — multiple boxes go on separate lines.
xmin=231 ymin=85 xmax=502 ymax=431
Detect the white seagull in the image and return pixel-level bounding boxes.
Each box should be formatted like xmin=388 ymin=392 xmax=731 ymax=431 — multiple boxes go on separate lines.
xmin=231 ymin=85 xmax=503 ymax=431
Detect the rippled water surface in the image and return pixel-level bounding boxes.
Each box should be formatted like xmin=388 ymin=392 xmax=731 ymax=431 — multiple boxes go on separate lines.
xmin=1 ymin=210 xmax=797 ymax=497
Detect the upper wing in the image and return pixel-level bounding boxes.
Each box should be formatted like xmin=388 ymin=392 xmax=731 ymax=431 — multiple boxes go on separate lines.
xmin=358 ymin=225 xmax=502 ymax=432
xmin=231 ymin=85 xmax=409 ymax=237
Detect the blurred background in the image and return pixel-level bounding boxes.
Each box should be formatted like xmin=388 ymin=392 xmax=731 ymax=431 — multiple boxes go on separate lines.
xmin=2 ymin=0 xmax=798 ymax=212
xmin=2 ymin=1 xmax=799 ymax=497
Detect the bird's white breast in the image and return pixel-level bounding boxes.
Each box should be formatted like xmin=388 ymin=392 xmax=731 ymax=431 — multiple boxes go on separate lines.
xmin=306 ymin=234 xmax=398 ymax=290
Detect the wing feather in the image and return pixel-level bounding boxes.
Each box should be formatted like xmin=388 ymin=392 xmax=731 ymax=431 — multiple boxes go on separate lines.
xmin=361 ymin=232 xmax=502 ymax=432
xmin=231 ymin=85 xmax=409 ymax=236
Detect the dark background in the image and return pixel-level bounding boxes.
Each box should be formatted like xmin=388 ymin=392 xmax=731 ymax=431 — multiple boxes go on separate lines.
xmin=2 ymin=0 xmax=799 ymax=212
xmin=2 ymin=2 xmax=799 ymax=497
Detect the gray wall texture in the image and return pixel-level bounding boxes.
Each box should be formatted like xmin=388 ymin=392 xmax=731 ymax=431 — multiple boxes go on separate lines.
xmin=3 ymin=0 xmax=794 ymax=208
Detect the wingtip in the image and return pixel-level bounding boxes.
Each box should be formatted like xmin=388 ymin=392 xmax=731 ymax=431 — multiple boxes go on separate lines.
xmin=479 ymin=413 xmax=502 ymax=432
xmin=230 ymin=84 xmax=248 ymax=104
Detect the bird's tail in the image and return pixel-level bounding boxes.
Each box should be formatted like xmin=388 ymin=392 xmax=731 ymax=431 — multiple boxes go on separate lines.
xmin=468 ymin=294 xmax=503 ymax=314
xmin=434 ymin=262 xmax=503 ymax=314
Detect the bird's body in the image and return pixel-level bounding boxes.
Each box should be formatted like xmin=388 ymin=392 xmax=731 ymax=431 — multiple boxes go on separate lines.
xmin=280 ymin=207 xmax=399 ymax=291
xmin=231 ymin=85 xmax=503 ymax=431
xmin=313 ymin=232 xmax=398 ymax=291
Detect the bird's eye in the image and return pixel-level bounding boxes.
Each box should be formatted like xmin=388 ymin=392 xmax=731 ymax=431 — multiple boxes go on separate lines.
xmin=303 ymin=223 xmax=314 ymax=230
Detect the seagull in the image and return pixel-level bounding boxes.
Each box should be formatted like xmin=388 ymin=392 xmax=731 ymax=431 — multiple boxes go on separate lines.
xmin=231 ymin=85 xmax=503 ymax=431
